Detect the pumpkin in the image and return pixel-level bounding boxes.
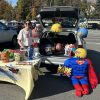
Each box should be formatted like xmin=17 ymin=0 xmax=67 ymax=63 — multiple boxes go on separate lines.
xmin=1 ymin=52 xmax=9 ymax=63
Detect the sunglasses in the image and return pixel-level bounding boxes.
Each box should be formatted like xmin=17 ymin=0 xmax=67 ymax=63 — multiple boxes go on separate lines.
xmin=25 ymin=22 xmax=31 ymax=25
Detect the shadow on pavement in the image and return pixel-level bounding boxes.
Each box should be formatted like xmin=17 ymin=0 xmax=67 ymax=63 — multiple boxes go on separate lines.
xmin=87 ymin=49 xmax=100 ymax=84
xmin=29 ymin=74 xmax=73 ymax=100
xmin=29 ymin=49 xmax=100 ymax=100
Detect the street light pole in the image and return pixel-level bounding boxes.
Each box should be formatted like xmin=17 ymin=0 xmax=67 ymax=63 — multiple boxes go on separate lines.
xmin=50 ymin=0 xmax=53 ymax=7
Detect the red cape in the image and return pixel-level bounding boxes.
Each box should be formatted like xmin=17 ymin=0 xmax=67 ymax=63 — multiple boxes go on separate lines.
xmin=86 ymin=58 xmax=98 ymax=89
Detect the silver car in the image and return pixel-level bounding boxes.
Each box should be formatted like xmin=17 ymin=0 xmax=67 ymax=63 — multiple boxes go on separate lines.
xmin=0 ymin=22 xmax=17 ymax=46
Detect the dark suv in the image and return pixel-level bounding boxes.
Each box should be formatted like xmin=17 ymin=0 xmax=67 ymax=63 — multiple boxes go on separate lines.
xmin=37 ymin=6 xmax=84 ymax=65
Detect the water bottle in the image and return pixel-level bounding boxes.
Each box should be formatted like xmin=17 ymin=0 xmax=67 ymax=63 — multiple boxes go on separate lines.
xmin=28 ymin=46 xmax=33 ymax=60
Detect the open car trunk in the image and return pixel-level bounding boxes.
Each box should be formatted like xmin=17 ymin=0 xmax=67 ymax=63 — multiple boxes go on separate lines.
xmin=38 ymin=6 xmax=79 ymax=33
xmin=39 ymin=32 xmax=77 ymax=65
xmin=38 ymin=6 xmax=79 ymax=65
xmin=40 ymin=6 xmax=79 ymax=19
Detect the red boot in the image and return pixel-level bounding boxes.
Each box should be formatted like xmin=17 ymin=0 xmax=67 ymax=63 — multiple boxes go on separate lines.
xmin=82 ymin=84 xmax=89 ymax=95
xmin=74 ymin=84 xmax=83 ymax=97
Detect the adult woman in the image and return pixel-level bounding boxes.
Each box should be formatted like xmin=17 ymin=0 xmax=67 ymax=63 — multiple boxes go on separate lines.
xmin=17 ymin=20 xmax=32 ymax=49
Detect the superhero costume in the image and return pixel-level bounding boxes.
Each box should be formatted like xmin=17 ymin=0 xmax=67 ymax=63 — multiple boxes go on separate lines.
xmin=64 ymin=57 xmax=98 ymax=97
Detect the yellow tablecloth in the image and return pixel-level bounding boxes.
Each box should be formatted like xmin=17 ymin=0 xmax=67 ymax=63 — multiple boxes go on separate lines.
xmin=0 ymin=59 xmax=41 ymax=100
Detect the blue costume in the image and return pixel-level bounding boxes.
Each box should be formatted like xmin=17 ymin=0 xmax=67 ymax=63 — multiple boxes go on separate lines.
xmin=64 ymin=57 xmax=88 ymax=85
xmin=63 ymin=57 xmax=98 ymax=97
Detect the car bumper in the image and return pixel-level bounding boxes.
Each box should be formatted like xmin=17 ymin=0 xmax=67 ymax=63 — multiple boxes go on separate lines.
xmin=41 ymin=55 xmax=69 ymax=65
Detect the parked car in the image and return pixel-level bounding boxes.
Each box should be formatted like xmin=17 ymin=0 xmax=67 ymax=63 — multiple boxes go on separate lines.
xmin=88 ymin=19 xmax=100 ymax=29
xmin=0 ymin=22 xmax=17 ymax=46
xmin=37 ymin=6 xmax=86 ymax=69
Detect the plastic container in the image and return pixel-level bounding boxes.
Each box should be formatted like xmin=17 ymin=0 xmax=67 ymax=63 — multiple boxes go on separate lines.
xmin=14 ymin=52 xmax=21 ymax=62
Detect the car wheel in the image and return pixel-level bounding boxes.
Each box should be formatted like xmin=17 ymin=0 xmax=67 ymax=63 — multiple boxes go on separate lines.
xmin=12 ymin=35 xmax=17 ymax=47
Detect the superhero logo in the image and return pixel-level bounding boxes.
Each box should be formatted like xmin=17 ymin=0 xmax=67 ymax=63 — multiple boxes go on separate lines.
xmin=76 ymin=60 xmax=85 ymax=65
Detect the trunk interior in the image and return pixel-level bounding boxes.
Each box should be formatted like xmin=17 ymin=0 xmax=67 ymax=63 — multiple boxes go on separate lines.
xmin=39 ymin=32 xmax=76 ymax=56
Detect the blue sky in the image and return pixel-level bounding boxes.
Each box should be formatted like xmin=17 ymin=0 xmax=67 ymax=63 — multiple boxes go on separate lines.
xmin=7 ymin=0 xmax=96 ymax=7
xmin=7 ymin=0 xmax=18 ymax=6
